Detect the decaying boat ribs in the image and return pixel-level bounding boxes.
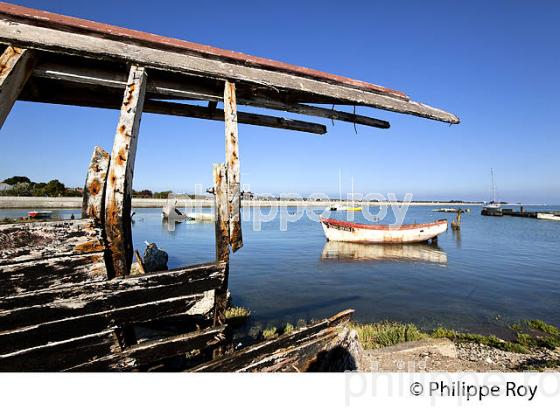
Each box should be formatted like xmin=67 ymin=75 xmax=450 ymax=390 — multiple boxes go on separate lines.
xmin=0 ymin=2 xmax=459 ymax=371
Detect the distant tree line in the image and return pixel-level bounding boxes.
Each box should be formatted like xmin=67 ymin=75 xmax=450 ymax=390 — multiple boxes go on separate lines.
xmin=0 ymin=176 xmax=82 ymax=197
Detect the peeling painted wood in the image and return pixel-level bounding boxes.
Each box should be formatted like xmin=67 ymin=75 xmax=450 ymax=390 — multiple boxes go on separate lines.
xmin=224 ymin=81 xmax=242 ymax=252
xmin=104 ymin=65 xmax=147 ymax=277
xmin=212 ymin=164 xmax=229 ymax=329
xmin=0 ymin=20 xmax=459 ymax=123
xmin=193 ymin=309 xmax=354 ymax=372
xmin=0 ymin=295 xmax=201 ymax=356
xmin=69 ymin=325 xmax=226 ymax=371
xmin=0 ymin=329 xmax=120 ymax=371
xmin=213 ymin=164 xmax=229 ymax=264
xmin=0 ymin=262 xmax=226 ymax=332
xmin=82 ymin=146 xmax=110 ymax=224
xmin=0 ymin=252 xmax=107 ymax=297
xmin=31 ymin=62 xmax=389 ymax=129
xmin=0 ymin=46 xmax=36 ymax=129
xmin=0 ymin=218 xmax=104 ymax=266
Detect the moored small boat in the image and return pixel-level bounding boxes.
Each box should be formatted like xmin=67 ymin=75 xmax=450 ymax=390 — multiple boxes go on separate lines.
xmin=320 ymin=218 xmax=448 ymax=244
xmin=27 ymin=210 xmax=52 ymax=219
xmin=537 ymin=212 xmax=560 ymax=221
xmin=433 ymin=208 xmax=458 ymax=213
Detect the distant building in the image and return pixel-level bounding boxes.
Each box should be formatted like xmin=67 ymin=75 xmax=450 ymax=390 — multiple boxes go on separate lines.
xmin=0 ymin=183 xmax=12 ymax=191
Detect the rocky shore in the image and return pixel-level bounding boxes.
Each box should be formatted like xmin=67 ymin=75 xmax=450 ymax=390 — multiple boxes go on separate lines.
xmin=363 ymin=338 xmax=560 ymax=372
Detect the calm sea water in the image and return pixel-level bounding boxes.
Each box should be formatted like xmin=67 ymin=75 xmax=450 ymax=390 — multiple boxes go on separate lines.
xmin=3 ymin=205 xmax=560 ymax=335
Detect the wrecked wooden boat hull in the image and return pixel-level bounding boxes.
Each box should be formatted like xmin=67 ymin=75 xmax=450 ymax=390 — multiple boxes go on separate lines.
xmin=192 ymin=309 xmax=364 ymax=372
xmin=320 ymin=218 xmax=448 ymax=244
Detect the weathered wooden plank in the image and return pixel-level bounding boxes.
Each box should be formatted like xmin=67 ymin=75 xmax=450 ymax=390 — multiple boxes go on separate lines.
xmin=33 ymin=62 xmax=222 ymax=101
xmin=0 ymin=261 xmax=226 ymax=331
xmin=19 ymin=82 xmax=327 ymax=134
xmin=193 ymin=309 xmax=354 ymax=372
xmin=244 ymin=98 xmax=390 ymax=129
xmin=68 ymin=325 xmax=226 ymax=371
xmin=82 ymin=146 xmax=110 ymax=224
xmin=146 ymin=100 xmax=326 ymax=135
xmin=0 ymin=20 xmax=460 ymax=123
xmin=0 ymin=295 xmax=201 ymax=355
xmin=224 ymin=81 xmax=243 ymax=252
xmin=0 ymin=46 xmax=36 ymax=129
xmin=32 ymin=63 xmax=388 ymax=129
xmin=0 ymin=218 xmax=104 ymax=266
xmin=213 ymin=164 xmax=229 ymax=264
xmin=212 ymin=164 xmax=229 ymax=329
xmin=104 ymin=65 xmax=147 ymax=277
xmin=0 ymin=252 xmax=107 ymax=297
xmin=0 ymin=329 xmax=120 ymax=371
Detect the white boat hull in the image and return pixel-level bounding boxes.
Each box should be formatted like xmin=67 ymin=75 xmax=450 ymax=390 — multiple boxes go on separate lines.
xmin=320 ymin=218 xmax=448 ymax=244
xmin=537 ymin=213 xmax=560 ymax=221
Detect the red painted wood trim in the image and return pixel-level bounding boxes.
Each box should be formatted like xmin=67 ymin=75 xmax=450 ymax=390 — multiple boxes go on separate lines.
xmin=0 ymin=2 xmax=409 ymax=100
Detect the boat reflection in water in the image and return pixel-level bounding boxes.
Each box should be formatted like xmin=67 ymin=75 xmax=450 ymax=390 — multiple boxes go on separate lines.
xmin=321 ymin=241 xmax=448 ymax=265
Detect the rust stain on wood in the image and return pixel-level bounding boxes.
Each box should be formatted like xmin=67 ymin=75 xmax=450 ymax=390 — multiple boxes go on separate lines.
xmin=82 ymin=146 xmax=110 ymax=225
xmin=104 ymin=65 xmax=147 ymax=277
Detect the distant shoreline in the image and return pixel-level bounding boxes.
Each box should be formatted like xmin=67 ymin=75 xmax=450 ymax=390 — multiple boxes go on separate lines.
xmin=0 ymin=196 xmax=484 ymax=209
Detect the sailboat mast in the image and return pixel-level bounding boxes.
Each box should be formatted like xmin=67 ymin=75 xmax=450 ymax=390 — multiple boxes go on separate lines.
xmin=351 ymin=177 xmax=354 ymax=204
xmin=491 ymin=168 xmax=496 ymax=203
xmin=338 ymin=169 xmax=342 ymax=202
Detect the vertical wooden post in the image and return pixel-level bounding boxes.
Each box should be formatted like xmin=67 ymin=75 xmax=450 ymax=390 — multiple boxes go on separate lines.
xmin=104 ymin=65 xmax=147 ymax=277
xmin=0 ymin=46 xmax=36 ymax=129
xmin=224 ymin=81 xmax=243 ymax=252
xmin=213 ymin=163 xmax=230 ymax=329
xmin=82 ymin=146 xmax=110 ymax=225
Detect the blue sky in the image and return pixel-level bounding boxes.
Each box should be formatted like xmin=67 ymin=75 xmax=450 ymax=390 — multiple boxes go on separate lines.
xmin=1 ymin=0 xmax=559 ymax=203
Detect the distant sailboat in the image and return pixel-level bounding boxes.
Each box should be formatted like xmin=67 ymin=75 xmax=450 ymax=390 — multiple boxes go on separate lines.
xmin=481 ymin=168 xmax=502 ymax=216
xmin=346 ymin=177 xmax=362 ymax=212
xmin=327 ymin=171 xmax=361 ymax=212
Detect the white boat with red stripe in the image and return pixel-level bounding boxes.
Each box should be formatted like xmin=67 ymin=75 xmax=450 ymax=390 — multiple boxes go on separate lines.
xmin=320 ymin=218 xmax=448 ymax=244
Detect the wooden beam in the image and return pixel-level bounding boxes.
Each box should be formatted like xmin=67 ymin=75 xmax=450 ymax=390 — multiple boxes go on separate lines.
xmin=19 ymin=81 xmax=327 ymax=134
xmin=224 ymin=81 xmax=243 ymax=252
xmin=0 ymin=296 xmax=200 ymax=356
xmin=68 ymin=325 xmax=226 ymax=371
xmin=0 ymin=218 xmax=105 ymax=266
xmin=104 ymin=65 xmax=147 ymax=277
xmin=213 ymin=164 xmax=230 ymax=264
xmin=146 ymin=100 xmax=326 ymax=135
xmin=0 ymin=261 xmax=226 ymax=329
xmin=0 ymin=262 xmax=226 ymax=354
xmin=192 ymin=309 xmax=354 ymax=372
xmin=0 ymin=253 xmax=107 ymax=297
xmin=82 ymin=146 xmax=110 ymax=224
xmin=212 ymin=163 xmax=229 ymax=331
xmin=243 ymin=98 xmax=390 ymax=129
xmin=0 ymin=46 xmax=36 ymax=129
xmin=32 ymin=63 xmax=388 ymax=129
xmin=0 ymin=329 xmax=120 ymax=372
xmin=33 ymin=62 xmax=221 ymax=101
xmin=0 ymin=20 xmax=460 ymax=123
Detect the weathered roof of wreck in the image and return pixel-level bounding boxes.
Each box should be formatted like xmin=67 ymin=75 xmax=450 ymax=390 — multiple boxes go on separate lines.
xmin=0 ymin=2 xmax=460 ymax=125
